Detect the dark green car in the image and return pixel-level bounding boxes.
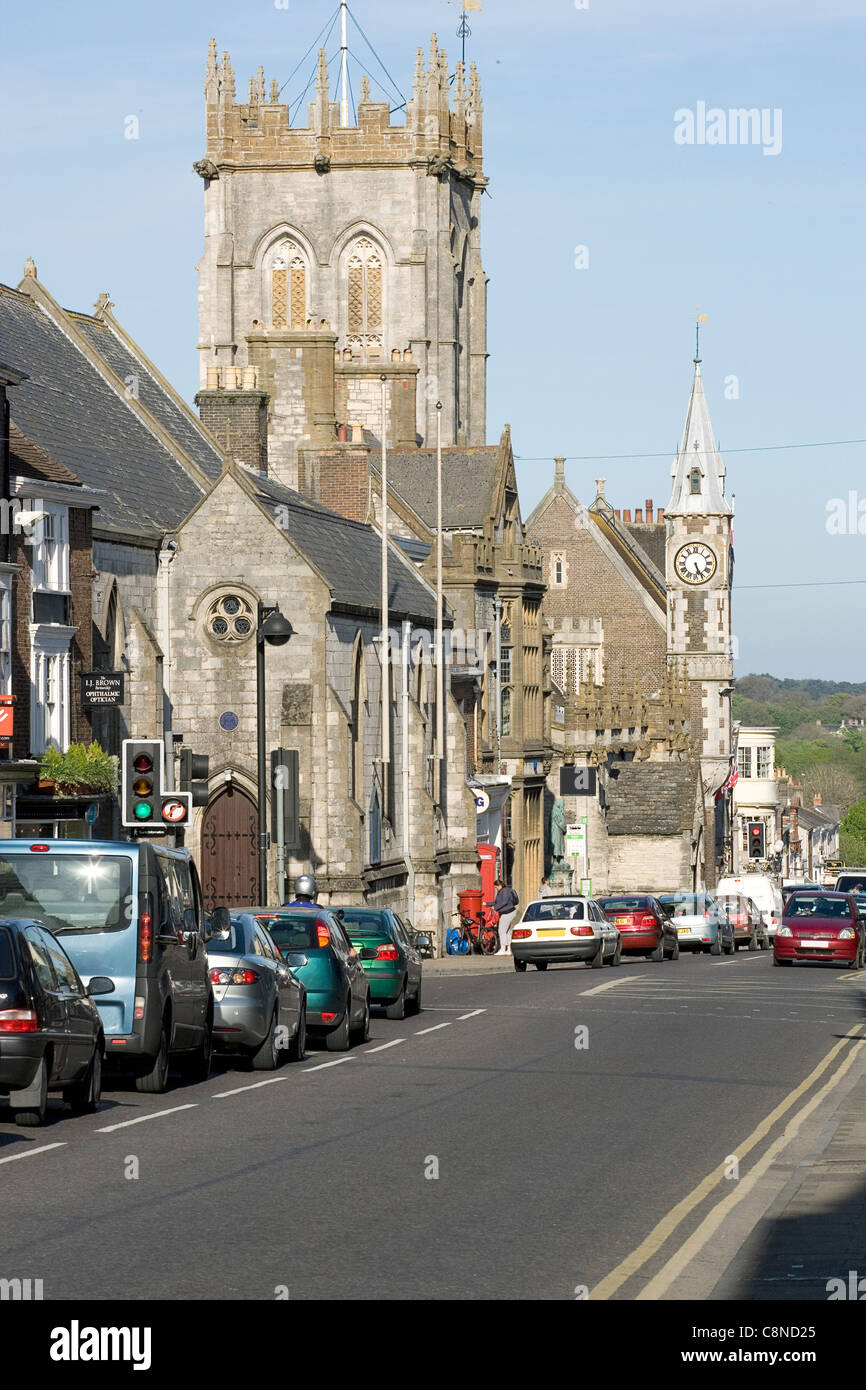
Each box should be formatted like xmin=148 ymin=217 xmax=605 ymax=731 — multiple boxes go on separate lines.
xmin=261 ymin=908 xmax=371 ymax=1051
xmin=337 ymin=908 xmax=423 ymax=1020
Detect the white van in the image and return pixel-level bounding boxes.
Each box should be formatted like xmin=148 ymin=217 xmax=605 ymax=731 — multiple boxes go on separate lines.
xmin=716 ymin=873 xmax=785 ymax=938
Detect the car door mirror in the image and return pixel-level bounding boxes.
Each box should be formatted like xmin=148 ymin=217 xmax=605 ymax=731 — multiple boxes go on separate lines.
xmin=287 ymin=950 xmax=308 ymax=970
xmin=87 ymin=976 xmax=116 ymax=997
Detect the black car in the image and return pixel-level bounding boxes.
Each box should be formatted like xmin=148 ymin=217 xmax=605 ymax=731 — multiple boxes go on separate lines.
xmin=0 ymin=918 xmax=111 ymax=1126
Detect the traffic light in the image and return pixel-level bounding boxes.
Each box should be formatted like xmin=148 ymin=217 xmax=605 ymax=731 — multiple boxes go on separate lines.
xmin=271 ymin=748 xmax=299 ymax=848
xmin=122 ymin=739 xmax=193 ymax=830
xmin=179 ymin=748 xmax=210 ymax=807
xmin=749 ymin=822 xmax=766 ymax=859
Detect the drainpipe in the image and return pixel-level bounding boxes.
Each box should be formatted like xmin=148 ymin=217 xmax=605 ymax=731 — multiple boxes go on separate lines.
xmin=157 ymin=538 xmax=178 ymax=791
xmin=402 ymin=620 xmax=415 ymax=923
xmin=495 ymin=594 xmax=502 ymax=775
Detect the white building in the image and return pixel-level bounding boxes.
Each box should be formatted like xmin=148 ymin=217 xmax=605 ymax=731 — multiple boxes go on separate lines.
xmin=733 ymin=726 xmax=781 ymax=870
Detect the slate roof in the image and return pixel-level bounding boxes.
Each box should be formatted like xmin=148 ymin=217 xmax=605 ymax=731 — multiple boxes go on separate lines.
xmin=0 ymin=285 xmax=206 ymax=537
xmin=626 ymin=521 xmax=666 ymax=576
xmin=69 ymin=312 xmax=222 ymax=485
xmin=381 ymin=447 xmax=500 ymax=530
xmin=9 ymin=421 xmax=82 ymax=487
xmin=590 ymin=502 xmax=666 ymax=606
xmin=250 ymin=472 xmax=440 ymax=623
xmin=605 ymin=761 xmax=698 ymax=836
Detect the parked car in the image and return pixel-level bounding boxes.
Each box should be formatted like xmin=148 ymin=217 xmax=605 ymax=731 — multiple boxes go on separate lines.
xmin=774 ymin=892 xmax=865 ymax=968
xmin=716 ymin=873 xmax=785 ymax=939
xmin=0 ymin=917 xmax=110 ymax=1126
xmin=335 ymin=907 xmax=422 ymax=1018
xmin=260 ymin=908 xmax=371 ymax=1050
xmin=211 ymin=912 xmax=307 ymax=1067
xmin=656 ymin=892 xmax=735 ymax=955
xmin=596 ymin=895 xmax=679 ymax=961
xmin=510 ymin=897 xmax=621 ymax=972
xmin=835 ymin=870 xmax=866 ymax=895
xmin=714 ymin=893 xmax=768 ymax=951
xmin=0 ymin=839 xmax=215 ymax=1094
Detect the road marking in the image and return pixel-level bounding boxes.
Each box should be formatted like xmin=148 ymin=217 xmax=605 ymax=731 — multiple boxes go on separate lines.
xmin=96 ymin=1104 xmax=198 ymax=1133
xmin=581 ymin=977 xmax=634 ymax=997
xmin=590 ymin=1023 xmax=866 ymax=1300
xmin=212 ymin=1076 xmax=288 ymax=1098
xmin=457 ymin=1009 xmax=487 ymax=1020
xmin=638 ymin=1028 xmax=866 ymax=1299
xmin=0 ymin=1142 xmax=66 ymax=1165
xmin=303 ymin=1057 xmax=353 ymax=1071
xmin=364 ymin=1039 xmax=406 ymax=1053
xmin=414 ymin=1022 xmax=452 ymax=1035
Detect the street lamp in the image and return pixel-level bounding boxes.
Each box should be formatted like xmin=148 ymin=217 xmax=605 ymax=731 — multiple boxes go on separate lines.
xmin=257 ymin=602 xmax=294 ymax=901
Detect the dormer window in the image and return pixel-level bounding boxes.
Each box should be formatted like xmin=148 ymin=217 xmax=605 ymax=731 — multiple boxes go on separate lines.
xmin=689 ymin=467 xmax=702 ymax=494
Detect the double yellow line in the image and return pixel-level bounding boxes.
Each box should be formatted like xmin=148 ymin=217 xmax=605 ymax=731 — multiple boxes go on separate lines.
xmin=590 ymin=1024 xmax=866 ymax=1300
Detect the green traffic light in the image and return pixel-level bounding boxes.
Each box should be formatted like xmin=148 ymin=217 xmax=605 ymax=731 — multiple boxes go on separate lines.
xmin=134 ymin=802 xmax=153 ymax=821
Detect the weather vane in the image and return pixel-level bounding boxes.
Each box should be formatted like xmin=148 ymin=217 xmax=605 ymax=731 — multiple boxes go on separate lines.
xmin=695 ymin=307 xmax=707 ymax=361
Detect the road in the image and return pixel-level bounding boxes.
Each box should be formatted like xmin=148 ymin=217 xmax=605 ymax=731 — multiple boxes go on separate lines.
xmin=1 ymin=949 xmax=864 ymax=1301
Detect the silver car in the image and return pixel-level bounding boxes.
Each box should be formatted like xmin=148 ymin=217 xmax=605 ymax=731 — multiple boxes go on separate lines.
xmin=657 ymin=892 xmax=735 ymax=956
xmin=510 ymin=897 xmax=621 ymax=972
xmin=209 ymin=912 xmax=307 ymax=1068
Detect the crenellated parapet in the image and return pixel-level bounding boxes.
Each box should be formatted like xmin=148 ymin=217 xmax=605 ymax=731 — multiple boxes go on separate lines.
xmin=201 ymin=35 xmax=484 ymax=178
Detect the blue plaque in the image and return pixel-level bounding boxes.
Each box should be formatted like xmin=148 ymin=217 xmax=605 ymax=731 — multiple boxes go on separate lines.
xmin=219 ymin=711 xmax=239 ymax=732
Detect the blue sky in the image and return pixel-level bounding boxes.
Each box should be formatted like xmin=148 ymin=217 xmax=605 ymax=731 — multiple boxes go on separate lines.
xmin=1 ymin=0 xmax=863 ymax=679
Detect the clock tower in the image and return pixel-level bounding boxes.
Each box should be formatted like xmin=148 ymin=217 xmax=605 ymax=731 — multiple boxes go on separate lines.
xmin=666 ymin=350 xmax=734 ymax=883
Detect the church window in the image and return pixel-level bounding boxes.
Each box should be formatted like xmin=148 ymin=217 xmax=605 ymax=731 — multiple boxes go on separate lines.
xmin=206 ymin=593 xmax=255 ymax=643
xmin=271 ymin=243 xmax=307 ymax=329
xmin=689 ymin=467 xmax=702 ymax=494
xmin=346 ymin=237 xmax=383 ymax=360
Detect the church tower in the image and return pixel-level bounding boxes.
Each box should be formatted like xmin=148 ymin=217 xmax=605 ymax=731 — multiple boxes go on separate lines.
xmin=195 ymin=32 xmax=487 ymax=489
xmin=665 ymin=349 xmax=734 ymax=876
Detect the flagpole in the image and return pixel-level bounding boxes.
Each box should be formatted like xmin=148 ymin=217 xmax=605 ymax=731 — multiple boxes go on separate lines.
xmin=340 ymin=0 xmax=349 ymax=126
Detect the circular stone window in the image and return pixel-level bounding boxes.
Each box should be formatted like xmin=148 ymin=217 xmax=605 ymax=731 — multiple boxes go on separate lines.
xmin=206 ymin=594 xmax=255 ymax=643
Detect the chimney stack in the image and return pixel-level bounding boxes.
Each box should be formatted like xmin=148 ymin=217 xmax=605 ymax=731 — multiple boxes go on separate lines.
xmin=623 ymin=509 xmax=631 ymax=523
xmin=635 ymin=507 xmax=643 ymax=523
xmin=657 ymin=507 xmax=665 ymax=524
xmin=645 ymin=498 xmax=653 ymax=523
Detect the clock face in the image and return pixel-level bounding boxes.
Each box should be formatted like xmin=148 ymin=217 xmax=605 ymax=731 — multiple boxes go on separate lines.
xmin=674 ymin=541 xmax=717 ymax=586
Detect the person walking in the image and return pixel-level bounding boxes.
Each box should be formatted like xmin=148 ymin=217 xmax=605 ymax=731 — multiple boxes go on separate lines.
xmin=493 ymin=878 xmax=519 ymax=955
xmin=539 ymin=876 xmax=554 ymax=898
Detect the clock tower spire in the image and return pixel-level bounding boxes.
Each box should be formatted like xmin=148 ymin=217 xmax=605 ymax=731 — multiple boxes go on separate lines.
xmin=665 ymin=340 xmax=734 ymax=887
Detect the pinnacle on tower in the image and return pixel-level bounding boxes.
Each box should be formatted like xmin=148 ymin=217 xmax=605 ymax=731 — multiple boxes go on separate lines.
xmin=359 ymin=75 xmax=371 ymax=102
xmin=255 ymin=66 xmax=266 ymax=104
xmin=220 ymin=50 xmax=235 ymax=104
xmin=205 ymin=37 xmax=218 ymax=99
xmin=270 ymin=78 xmax=279 ymax=103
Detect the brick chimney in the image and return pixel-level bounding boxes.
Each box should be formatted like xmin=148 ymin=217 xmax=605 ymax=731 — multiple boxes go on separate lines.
xmin=196 ymin=367 xmax=269 ymax=473
xmin=645 ymin=498 xmax=653 ymax=523
xmin=657 ymin=507 xmax=665 ymax=524
xmin=623 ymin=508 xmax=631 ymax=523
xmin=298 ymin=436 xmax=370 ymax=524
xmin=634 ymin=506 xmax=643 ymax=523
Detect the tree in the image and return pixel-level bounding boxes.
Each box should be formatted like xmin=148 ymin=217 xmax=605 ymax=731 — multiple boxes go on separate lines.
xmin=841 ymin=797 xmax=866 ymax=865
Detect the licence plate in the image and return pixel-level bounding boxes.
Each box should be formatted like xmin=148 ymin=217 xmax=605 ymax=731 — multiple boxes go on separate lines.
xmin=677 ymin=927 xmax=692 ymax=935
xmin=614 ymin=917 xmax=630 ymax=925
xmin=799 ymin=939 xmax=831 ymax=948
xmin=536 ymin=928 xmax=565 ymax=938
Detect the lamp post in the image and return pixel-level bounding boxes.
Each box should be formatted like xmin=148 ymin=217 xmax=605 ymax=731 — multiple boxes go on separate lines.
xmin=256 ymin=602 xmax=294 ymax=902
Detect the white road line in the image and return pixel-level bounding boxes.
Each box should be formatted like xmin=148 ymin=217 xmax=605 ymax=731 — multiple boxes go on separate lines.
xmin=414 ymin=1022 xmax=452 ymax=1035
xmin=0 ymin=1142 xmax=66 ymax=1166
xmin=212 ymin=1076 xmax=288 ymax=1098
xmin=303 ymin=1057 xmax=354 ymax=1071
xmin=96 ymin=1104 xmax=198 ymax=1133
xmin=581 ymin=977 xmax=635 ymax=997
xmin=457 ymin=1009 xmax=487 ymax=1020
xmin=364 ymin=1039 xmax=406 ymax=1054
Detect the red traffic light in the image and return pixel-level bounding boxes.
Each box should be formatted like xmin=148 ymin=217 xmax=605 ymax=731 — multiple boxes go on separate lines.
xmin=133 ymin=753 xmax=153 ymax=774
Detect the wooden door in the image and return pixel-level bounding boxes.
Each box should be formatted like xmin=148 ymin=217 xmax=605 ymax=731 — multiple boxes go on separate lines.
xmin=200 ymin=786 xmax=258 ymax=911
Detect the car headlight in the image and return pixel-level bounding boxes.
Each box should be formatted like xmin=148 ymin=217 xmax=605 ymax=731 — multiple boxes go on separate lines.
xmin=839 ymin=929 xmax=855 ymax=940
xmin=777 ymin=926 xmax=792 ymax=937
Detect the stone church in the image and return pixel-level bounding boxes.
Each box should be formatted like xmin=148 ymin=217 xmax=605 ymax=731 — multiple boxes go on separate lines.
xmin=527 ymin=355 xmax=735 ymax=892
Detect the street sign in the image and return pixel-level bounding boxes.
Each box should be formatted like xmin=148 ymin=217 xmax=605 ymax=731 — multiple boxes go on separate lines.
xmin=86 ymin=803 xmax=98 ymax=825
xmin=474 ymin=790 xmax=490 ymax=813
xmin=566 ymin=823 xmax=586 ymax=857
xmin=0 ymin=704 xmax=13 ymax=739
xmin=80 ymin=672 xmax=124 ymax=706
xmin=219 ymin=711 xmax=239 ymax=732
xmin=580 ymin=877 xmax=592 ymax=896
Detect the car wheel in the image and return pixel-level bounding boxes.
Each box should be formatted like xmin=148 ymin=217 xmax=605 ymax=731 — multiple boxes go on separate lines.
xmin=609 ymin=937 xmax=622 ymax=967
xmin=724 ymin=935 xmax=735 ymax=955
xmin=407 ymin=979 xmax=422 ymax=1015
xmin=385 ymin=982 xmax=407 ymax=1020
xmin=514 ymin=958 xmax=527 ymax=973
xmin=668 ymin=938 xmax=680 ymax=961
xmin=650 ymin=938 xmax=665 ymax=963
xmin=13 ymin=1057 xmax=48 ymax=1128
xmin=590 ymin=936 xmax=605 ymax=969
xmin=748 ymin=933 xmax=758 ymax=952
xmin=352 ymin=994 xmax=371 ymax=1043
xmin=710 ymin=936 xmax=722 ymax=957
xmin=325 ymin=999 xmax=352 ymax=1052
xmin=535 ymin=961 xmax=548 ymax=971
xmin=65 ymin=1042 xmax=103 ymax=1115
xmin=287 ymin=1004 xmax=307 ymax=1062
xmin=180 ymin=1012 xmax=214 ymax=1083
xmin=251 ymin=1010 xmax=280 ymax=1071
xmin=135 ymin=1019 xmax=170 ymax=1093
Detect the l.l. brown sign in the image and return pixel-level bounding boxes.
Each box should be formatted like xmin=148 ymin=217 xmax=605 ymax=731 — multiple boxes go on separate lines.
xmin=81 ymin=671 xmax=124 ymax=706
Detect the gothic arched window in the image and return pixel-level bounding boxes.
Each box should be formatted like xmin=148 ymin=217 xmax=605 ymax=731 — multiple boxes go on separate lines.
xmin=689 ymin=467 xmax=702 ymax=494
xmin=346 ymin=237 xmax=383 ymax=360
xmin=271 ymin=242 xmax=307 ymax=329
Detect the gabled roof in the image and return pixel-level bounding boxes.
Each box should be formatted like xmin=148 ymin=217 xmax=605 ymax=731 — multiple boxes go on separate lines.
xmin=668 ymin=359 xmax=731 ymax=517
xmin=605 ymin=761 xmax=699 ymax=836
xmin=0 ymin=277 xmax=220 ymax=539
xmin=240 ymin=470 xmax=442 ymax=624
xmin=382 ymin=428 xmax=515 ymax=534
xmin=9 ymin=421 xmax=83 ymax=487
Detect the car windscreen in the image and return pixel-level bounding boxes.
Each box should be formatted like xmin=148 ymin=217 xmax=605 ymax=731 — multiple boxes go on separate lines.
xmin=0 ymin=927 xmax=14 ymax=978
xmin=216 ymin=919 xmax=251 ymax=954
xmin=599 ymin=897 xmax=647 ymax=912
xmin=524 ymin=901 xmax=584 ymax=921
xmin=261 ymin=914 xmax=320 ymax=952
xmin=659 ymin=895 xmax=703 ymax=915
xmin=836 ymin=876 xmax=866 ymax=894
xmin=338 ymin=909 xmax=390 ymax=937
xmin=0 ymin=853 xmax=134 ymax=935
xmin=786 ymin=896 xmax=852 ymax=920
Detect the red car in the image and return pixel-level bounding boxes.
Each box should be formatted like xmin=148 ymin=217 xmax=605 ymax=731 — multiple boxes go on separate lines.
xmin=774 ymin=892 xmax=865 ymax=968
xmin=597 ymin=895 xmax=679 ymax=961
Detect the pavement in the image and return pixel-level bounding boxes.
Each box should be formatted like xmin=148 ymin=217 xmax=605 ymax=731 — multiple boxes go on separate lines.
xmin=2 ymin=948 xmax=866 ymax=1300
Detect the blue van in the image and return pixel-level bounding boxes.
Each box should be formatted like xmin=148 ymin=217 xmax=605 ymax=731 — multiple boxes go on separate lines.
xmin=0 ymin=839 xmax=214 ymax=1093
